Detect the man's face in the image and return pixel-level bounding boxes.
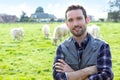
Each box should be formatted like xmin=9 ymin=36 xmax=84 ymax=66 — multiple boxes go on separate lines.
xmin=66 ymin=9 xmax=88 ymax=37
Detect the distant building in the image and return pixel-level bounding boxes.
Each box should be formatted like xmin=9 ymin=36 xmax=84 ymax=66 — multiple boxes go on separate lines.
xmin=31 ymin=7 xmax=56 ymax=22
xmin=0 ymin=14 xmax=18 ymax=23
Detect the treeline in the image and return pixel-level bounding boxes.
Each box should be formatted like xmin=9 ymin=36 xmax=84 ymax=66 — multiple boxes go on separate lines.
xmin=108 ymin=0 xmax=120 ymax=22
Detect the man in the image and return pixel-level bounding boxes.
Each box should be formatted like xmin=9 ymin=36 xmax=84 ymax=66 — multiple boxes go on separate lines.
xmin=53 ymin=5 xmax=113 ymax=80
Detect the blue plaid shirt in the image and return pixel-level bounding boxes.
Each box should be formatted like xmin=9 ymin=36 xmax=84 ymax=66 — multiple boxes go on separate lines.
xmin=53 ymin=34 xmax=113 ymax=80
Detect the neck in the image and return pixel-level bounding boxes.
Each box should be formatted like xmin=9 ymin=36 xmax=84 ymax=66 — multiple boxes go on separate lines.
xmin=73 ymin=32 xmax=87 ymax=43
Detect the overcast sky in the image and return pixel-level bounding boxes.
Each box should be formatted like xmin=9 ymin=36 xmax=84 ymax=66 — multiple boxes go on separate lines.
xmin=0 ymin=0 xmax=111 ymax=19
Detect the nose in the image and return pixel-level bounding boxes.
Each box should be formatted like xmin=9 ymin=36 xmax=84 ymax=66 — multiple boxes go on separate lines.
xmin=73 ymin=20 xmax=79 ymax=26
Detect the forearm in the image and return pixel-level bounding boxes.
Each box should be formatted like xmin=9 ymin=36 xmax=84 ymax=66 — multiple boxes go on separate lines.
xmin=67 ymin=65 xmax=97 ymax=80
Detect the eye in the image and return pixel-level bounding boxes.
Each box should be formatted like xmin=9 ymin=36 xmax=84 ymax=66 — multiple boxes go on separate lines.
xmin=68 ymin=18 xmax=73 ymax=22
xmin=77 ymin=17 xmax=82 ymax=20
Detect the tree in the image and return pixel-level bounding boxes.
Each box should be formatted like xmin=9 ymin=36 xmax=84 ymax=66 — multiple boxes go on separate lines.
xmin=108 ymin=0 xmax=120 ymax=22
xmin=108 ymin=11 xmax=120 ymax=22
xmin=20 ymin=11 xmax=29 ymax=22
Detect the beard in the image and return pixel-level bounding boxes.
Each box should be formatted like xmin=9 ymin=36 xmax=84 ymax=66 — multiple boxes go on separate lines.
xmin=70 ymin=25 xmax=86 ymax=37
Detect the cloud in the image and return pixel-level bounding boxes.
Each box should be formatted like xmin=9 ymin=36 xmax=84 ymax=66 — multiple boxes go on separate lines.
xmin=45 ymin=3 xmax=65 ymax=18
xmin=7 ymin=3 xmax=35 ymax=18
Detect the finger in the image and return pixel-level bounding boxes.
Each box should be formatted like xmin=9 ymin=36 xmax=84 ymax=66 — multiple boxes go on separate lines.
xmin=58 ymin=59 xmax=66 ymax=65
xmin=55 ymin=65 xmax=64 ymax=72
xmin=55 ymin=62 xmax=64 ymax=68
xmin=55 ymin=65 xmax=63 ymax=70
xmin=56 ymin=69 xmax=64 ymax=72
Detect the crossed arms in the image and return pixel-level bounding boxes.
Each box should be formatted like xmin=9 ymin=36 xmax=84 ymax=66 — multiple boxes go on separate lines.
xmin=53 ymin=44 xmax=113 ymax=80
xmin=54 ymin=59 xmax=97 ymax=80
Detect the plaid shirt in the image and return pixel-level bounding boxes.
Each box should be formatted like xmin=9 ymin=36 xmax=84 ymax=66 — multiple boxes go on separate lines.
xmin=53 ymin=34 xmax=113 ymax=80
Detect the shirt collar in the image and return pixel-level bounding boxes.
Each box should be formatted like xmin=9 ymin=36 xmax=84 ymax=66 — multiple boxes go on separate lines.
xmin=72 ymin=33 xmax=90 ymax=49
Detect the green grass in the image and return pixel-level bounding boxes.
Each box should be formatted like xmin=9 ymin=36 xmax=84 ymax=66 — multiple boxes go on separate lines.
xmin=0 ymin=22 xmax=119 ymax=80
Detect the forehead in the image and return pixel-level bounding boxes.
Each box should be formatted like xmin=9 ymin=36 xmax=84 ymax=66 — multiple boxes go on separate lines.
xmin=66 ymin=9 xmax=84 ymax=19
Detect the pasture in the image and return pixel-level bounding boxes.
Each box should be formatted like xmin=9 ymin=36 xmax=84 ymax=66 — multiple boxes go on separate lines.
xmin=0 ymin=22 xmax=120 ymax=80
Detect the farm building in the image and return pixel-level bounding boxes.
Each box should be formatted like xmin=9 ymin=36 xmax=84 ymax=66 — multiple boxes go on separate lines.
xmin=0 ymin=14 xmax=18 ymax=23
xmin=31 ymin=7 xmax=56 ymax=22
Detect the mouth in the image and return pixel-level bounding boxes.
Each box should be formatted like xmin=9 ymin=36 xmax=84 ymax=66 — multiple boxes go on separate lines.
xmin=74 ymin=27 xmax=82 ymax=32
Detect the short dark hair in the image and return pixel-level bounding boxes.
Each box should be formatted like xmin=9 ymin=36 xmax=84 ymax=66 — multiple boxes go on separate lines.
xmin=65 ymin=5 xmax=87 ymax=19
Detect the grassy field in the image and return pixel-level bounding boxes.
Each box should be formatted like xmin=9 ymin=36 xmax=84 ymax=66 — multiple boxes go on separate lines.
xmin=0 ymin=22 xmax=119 ymax=80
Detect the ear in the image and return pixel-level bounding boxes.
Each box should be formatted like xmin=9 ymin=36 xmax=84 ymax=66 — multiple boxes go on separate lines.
xmin=86 ymin=16 xmax=90 ymax=24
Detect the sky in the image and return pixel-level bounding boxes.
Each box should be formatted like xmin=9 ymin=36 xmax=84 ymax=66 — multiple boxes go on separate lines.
xmin=0 ymin=0 xmax=111 ymax=20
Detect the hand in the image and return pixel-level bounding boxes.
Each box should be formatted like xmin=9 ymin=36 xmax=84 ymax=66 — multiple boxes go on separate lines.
xmin=55 ymin=59 xmax=74 ymax=72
